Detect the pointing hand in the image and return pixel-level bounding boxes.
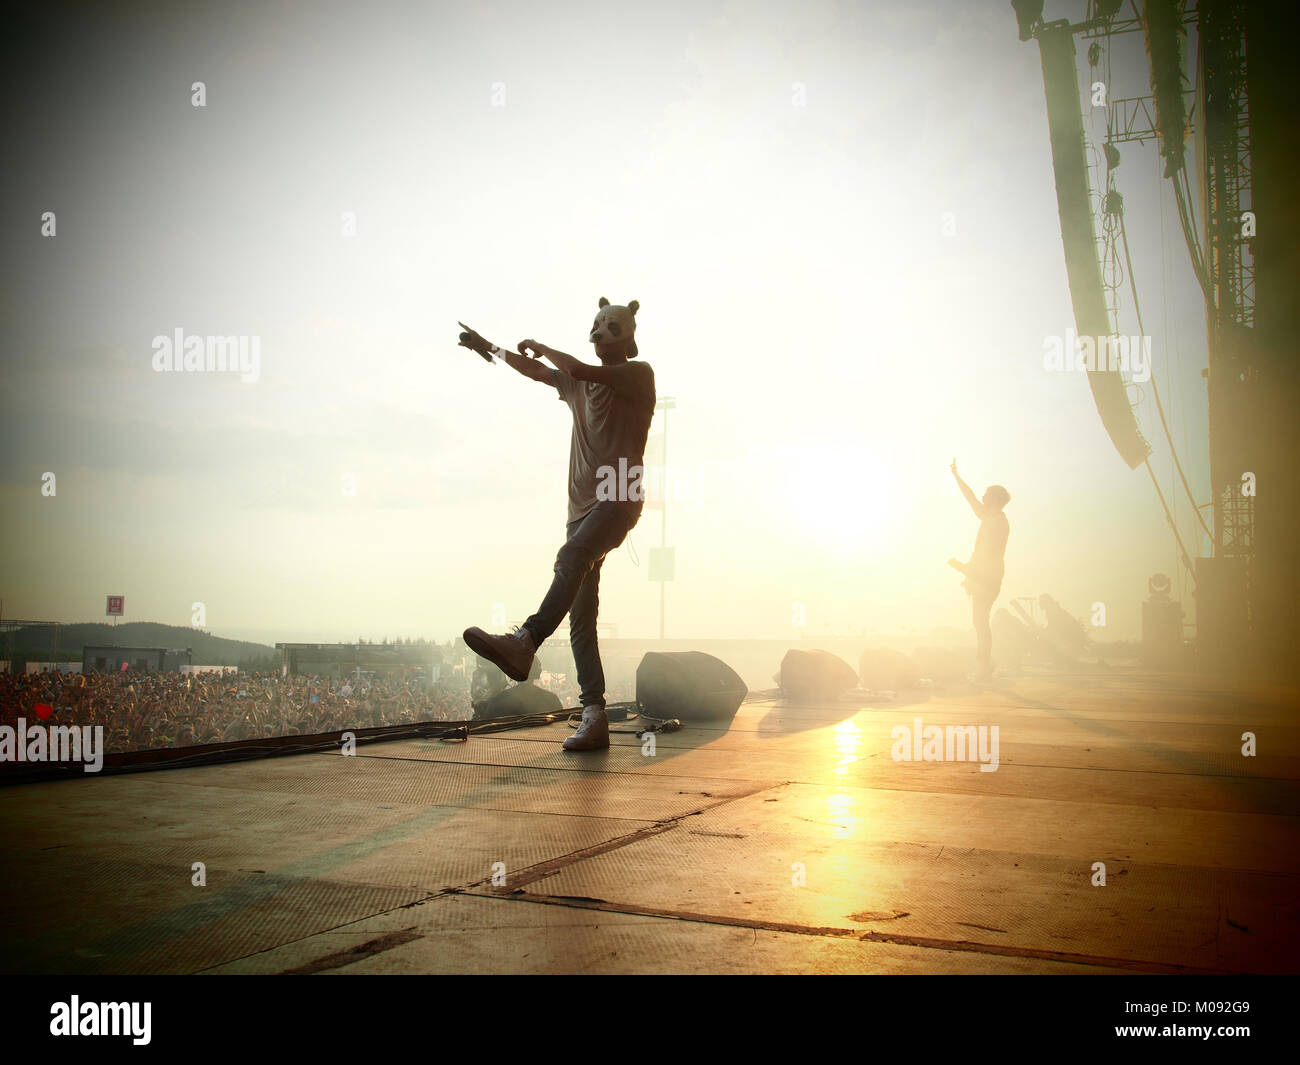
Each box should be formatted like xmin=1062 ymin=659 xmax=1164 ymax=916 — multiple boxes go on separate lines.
xmin=457 ymin=322 xmax=495 ymax=364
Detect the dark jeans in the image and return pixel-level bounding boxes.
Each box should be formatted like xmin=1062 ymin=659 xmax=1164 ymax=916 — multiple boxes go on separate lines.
xmin=521 ymin=500 xmax=642 ymax=708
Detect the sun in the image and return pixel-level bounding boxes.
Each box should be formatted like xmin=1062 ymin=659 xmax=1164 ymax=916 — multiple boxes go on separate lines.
xmin=774 ymin=447 xmax=896 ymax=553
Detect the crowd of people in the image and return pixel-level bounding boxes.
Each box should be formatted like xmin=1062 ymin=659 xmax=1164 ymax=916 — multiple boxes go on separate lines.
xmin=0 ymin=668 xmax=475 ymax=755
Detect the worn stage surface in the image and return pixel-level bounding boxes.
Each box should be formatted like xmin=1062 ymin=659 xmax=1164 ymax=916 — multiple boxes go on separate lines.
xmin=1 ymin=670 xmax=1296 ymax=974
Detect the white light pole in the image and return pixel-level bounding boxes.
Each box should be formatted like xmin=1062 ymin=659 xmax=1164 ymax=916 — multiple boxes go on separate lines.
xmin=655 ymin=396 xmax=676 ymax=640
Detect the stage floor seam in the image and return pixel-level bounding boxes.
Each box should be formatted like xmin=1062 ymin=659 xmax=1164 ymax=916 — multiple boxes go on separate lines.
xmin=348 ymin=746 xmax=1299 ymax=788
xmin=5 ymin=674 xmax=1296 ymax=974
xmin=194 ymin=783 xmax=784 ymax=974
xmin=459 ymin=890 xmax=1233 ymax=975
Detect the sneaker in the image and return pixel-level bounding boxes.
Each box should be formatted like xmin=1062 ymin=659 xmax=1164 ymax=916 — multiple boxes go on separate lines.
xmin=563 ymin=705 xmax=609 ymax=751
xmin=463 ymin=625 xmax=535 ymax=683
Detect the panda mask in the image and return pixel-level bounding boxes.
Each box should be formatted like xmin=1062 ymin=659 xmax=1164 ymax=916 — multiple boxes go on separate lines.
xmin=588 ymin=297 xmax=640 ymax=358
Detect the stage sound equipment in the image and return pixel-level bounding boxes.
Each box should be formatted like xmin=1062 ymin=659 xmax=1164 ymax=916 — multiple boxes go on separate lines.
xmin=1193 ymin=557 xmax=1250 ymax=673
xmin=909 ymin=645 xmax=967 ymax=683
xmin=1011 ymin=0 xmax=1044 ymax=41
xmin=1143 ymin=0 xmax=1188 ymax=176
xmin=1141 ymin=596 xmax=1184 ymax=669
xmin=858 ymin=647 xmax=923 ymax=690
xmin=635 ymin=651 xmax=747 ymax=722
xmin=778 ymin=648 xmax=857 ymax=702
xmin=473 ymin=682 xmax=561 ymax=721
xmin=1036 ymin=20 xmax=1152 ymax=469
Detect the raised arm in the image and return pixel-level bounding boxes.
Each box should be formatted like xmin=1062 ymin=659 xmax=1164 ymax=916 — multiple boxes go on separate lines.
xmin=950 ymin=459 xmax=985 ymax=518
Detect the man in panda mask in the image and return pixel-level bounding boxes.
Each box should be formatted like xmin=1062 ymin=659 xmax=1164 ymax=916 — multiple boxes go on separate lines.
xmin=457 ymin=298 xmax=656 ymax=750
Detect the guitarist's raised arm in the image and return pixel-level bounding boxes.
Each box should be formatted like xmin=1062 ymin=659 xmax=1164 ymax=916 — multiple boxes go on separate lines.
xmin=950 ymin=458 xmax=986 ymax=519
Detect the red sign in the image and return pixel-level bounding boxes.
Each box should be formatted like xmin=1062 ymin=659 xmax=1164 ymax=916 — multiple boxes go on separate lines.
xmin=106 ymin=596 xmax=124 ymax=616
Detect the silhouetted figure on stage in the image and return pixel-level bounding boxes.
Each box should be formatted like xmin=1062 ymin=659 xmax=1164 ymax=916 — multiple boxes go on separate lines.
xmin=1038 ymin=593 xmax=1110 ymax=668
xmin=457 ymin=298 xmax=655 ymax=751
xmin=470 ymin=657 xmax=509 ymax=706
xmin=947 ymin=459 xmax=1011 ymax=681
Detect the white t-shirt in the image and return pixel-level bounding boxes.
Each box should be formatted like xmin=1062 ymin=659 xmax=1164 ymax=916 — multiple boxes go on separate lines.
xmin=969 ymin=511 xmax=1010 ymax=586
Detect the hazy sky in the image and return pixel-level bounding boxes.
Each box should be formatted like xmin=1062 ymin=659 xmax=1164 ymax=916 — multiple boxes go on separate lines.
xmin=1 ymin=0 xmax=1212 ymax=646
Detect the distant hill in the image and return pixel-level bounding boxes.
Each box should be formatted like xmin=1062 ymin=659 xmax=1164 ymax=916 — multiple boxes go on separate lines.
xmin=4 ymin=622 xmax=278 ymax=671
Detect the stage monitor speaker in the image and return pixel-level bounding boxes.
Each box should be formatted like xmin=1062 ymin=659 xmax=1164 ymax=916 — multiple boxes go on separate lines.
xmin=779 ymin=648 xmax=857 ymax=702
xmin=473 ymin=681 xmax=562 ymax=720
xmin=858 ymin=647 xmax=923 ymax=690
xmin=636 ymin=651 xmax=748 ymax=722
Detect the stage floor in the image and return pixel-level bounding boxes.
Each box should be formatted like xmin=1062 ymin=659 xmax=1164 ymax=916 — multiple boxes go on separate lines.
xmin=1 ymin=670 xmax=1296 ymax=974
